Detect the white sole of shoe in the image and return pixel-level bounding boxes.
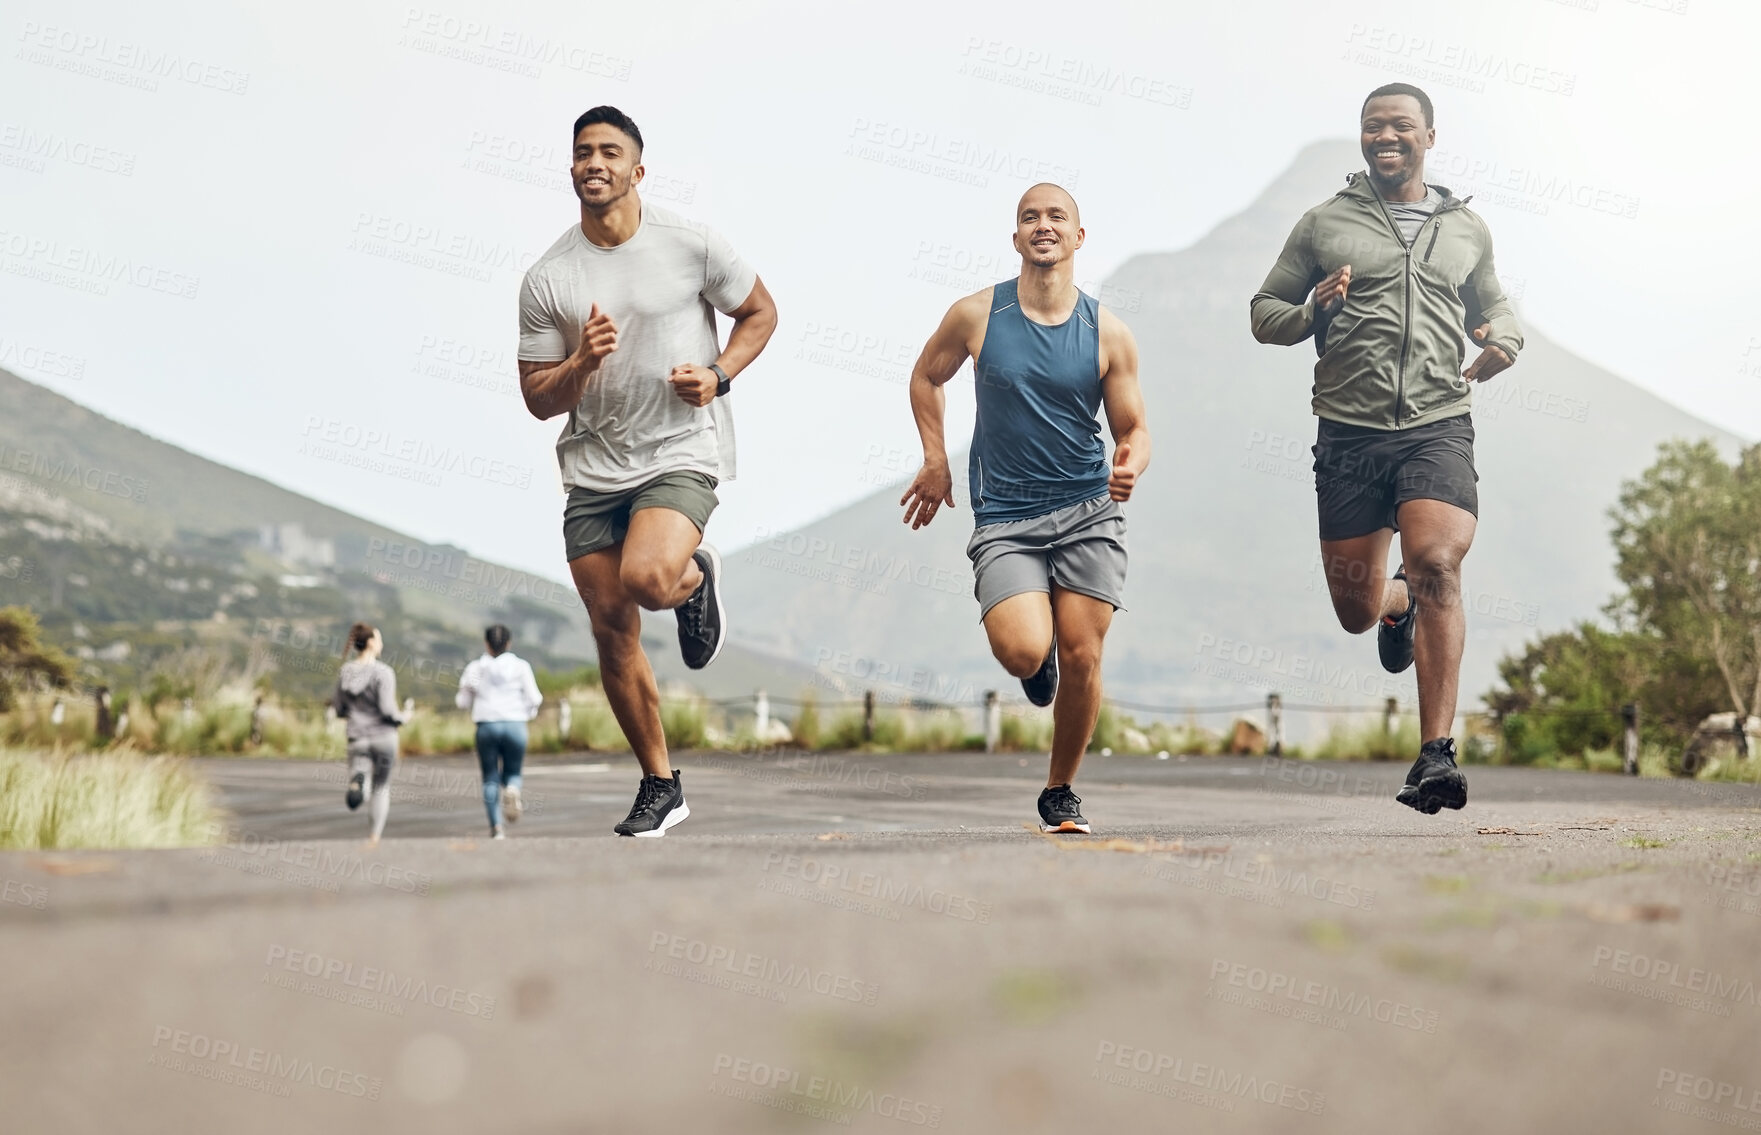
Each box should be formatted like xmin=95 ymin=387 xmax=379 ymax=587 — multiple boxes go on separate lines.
xmin=630 ymin=799 xmax=690 ymax=838
xmin=1039 ymin=819 xmax=1091 ymax=834
xmin=692 ymin=544 xmax=727 ymax=669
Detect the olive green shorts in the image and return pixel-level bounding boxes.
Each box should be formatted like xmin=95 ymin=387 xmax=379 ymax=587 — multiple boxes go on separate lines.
xmin=562 ymin=470 xmax=719 ymax=561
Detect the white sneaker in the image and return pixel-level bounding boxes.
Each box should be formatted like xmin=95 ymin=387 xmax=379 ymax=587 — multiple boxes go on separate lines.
xmin=491 ymin=825 xmax=506 ymax=840
xmin=502 ymin=785 xmax=522 ymax=823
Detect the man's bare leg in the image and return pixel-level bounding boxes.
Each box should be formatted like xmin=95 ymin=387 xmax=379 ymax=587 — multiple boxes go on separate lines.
xmin=981 ymin=591 xmax=1054 ymax=679
xmin=1046 ymin=586 xmax=1114 ymax=788
xmin=1395 ymin=499 xmax=1477 ymax=742
xmin=570 ymin=547 xmax=671 ymax=780
xmin=619 ymin=507 xmax=705 ymax=611
xmin=1318 ymin=528 xmax=1405 ymax=633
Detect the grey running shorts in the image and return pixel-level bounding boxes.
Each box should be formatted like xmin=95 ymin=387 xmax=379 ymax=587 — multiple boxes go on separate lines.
xmin=964 ymin=495 xmax=1128 ymax=619
xmin=1312 ymin=414 xmax=1478 ymax=542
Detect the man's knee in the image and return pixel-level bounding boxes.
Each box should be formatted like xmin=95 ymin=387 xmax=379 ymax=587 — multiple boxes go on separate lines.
xmin=619 ymin=560 xmax=676 ymax=610
xmin=1057 ymin=635 xmax=1103 ymax=677
xmin=589 ymin=613 xmax=642 ymax=662
xmin=990 ymin=635 xmax=1050 ymax=679
xmin=1406 ymin=547 xmax=1464 ymax=604
xmin=1327 ymin=584 xmax=1382 ymax=634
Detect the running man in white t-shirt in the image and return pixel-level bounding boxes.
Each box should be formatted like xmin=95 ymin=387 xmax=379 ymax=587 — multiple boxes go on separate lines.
xmin=517 ymin=106 xmax=778 ymax=837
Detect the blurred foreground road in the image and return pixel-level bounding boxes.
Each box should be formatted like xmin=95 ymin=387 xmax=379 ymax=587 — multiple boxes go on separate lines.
xmin=3 ymin=751 xmax=1759 ymax=1134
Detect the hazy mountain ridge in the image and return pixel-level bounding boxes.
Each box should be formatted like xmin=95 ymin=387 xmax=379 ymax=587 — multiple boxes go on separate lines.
xmin=720 ymin=140 xmax=1746 ymax=719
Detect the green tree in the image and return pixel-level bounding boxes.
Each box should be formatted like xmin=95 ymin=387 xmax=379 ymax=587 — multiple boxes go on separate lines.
xmin=1609 ymin=440 xmax=1761 ymax=721
xmin=1485 ymin=440 xmax=1760 ymax=761
xmin=0 ymin=606 xmax=78 ymax=711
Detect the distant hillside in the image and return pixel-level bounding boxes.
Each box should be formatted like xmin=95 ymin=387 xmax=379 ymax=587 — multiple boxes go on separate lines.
xmin=720 ymin=140 xmax=1747 ymax=725
xmin=0 ymin=369 xmax=816 ymax=704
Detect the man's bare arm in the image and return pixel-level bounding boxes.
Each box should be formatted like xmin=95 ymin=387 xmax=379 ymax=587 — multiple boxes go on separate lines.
xmin=716 ymin=276 xmax=777 ymax=378
xmin=1098 ymin=307 xmax=1150 ymax=502
xmin=668 ymin=276 xmax=780 ymax=407
xmin=520 ymin=302 xmax=618 ymax=421
xmin=901 ymin=291 xmax=984 ymax=529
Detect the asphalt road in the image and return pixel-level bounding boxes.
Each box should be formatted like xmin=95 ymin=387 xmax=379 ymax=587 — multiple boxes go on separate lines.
xmin=3 ymin=751 xmax=1759 ymax=1135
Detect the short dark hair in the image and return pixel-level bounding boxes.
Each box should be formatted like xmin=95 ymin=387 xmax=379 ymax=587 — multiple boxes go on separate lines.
xmin=485 ymin=624 xmax=512 ymax=655
xmin=571 ymin=106 xmax=643 ymax=156
xmin=1361 ymin=83 xmax=1433 ymax=128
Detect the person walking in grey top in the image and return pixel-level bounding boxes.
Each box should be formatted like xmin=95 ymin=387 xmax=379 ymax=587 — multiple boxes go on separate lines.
xmin=331 ymin=622 xmax=406 ymax=844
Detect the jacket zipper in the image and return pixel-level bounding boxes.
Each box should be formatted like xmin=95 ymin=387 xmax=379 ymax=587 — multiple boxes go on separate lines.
xmin=1370 ymin=191 xmax=1450 ymax=429
xmin=1423 ymin=221 xmax=1441 ymax=263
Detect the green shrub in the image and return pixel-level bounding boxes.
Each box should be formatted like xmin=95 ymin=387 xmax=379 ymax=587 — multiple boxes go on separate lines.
xmin=791 ymin=695 xmax=821 ymax=751
xmin=1304 ymin=717 xmax=1423 ymax=761
xmin=660 ymin=698 xmax=707 ymax=750
xmin=999 ymin=711 xmax=1053 ymax=753
xmin=904 ymin=710 xmax=967 ymax=752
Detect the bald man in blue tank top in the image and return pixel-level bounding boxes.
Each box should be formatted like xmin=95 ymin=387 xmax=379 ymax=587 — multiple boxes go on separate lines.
xmin=902 ymin=184 xmax=1151 ymax=834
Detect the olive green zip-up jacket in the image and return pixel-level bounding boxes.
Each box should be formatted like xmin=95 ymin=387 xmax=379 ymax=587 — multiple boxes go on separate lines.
xmin=1250 ymin=171 xmax=1523 ymax=431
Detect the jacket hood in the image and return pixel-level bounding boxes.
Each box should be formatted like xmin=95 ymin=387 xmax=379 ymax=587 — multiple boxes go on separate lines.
xmin=1340 ymin=171 xmax=1465 ymax=209
xmin=339 ymin=658 xmax=381 ymax=695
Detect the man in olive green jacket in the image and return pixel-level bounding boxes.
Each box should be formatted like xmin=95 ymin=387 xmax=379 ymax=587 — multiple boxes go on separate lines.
xmin=1251 ymin=82 xmax=1522 ymax=814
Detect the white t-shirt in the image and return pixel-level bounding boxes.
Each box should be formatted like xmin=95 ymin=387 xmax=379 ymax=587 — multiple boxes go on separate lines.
xmin=455 ymin=651 xmax=542 ymax=723
xmin=518 ymin=202 xmax=756 ymax=493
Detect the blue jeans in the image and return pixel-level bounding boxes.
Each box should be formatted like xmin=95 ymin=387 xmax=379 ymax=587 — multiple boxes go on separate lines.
xmin=475 ymin=721 xmax=527 ymax=828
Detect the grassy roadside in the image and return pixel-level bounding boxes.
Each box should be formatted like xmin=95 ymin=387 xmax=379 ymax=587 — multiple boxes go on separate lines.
xmin=0 ymin=746 xmax=223 ymax=850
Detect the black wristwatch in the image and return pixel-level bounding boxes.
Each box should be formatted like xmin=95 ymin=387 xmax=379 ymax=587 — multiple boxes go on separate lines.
xmin=710 ymin=363 xmax=731 ymax=397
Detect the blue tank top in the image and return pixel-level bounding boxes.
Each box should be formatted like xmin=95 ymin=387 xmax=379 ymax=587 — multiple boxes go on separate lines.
xmin=969 ymin=278 xmax=1110 ymax=526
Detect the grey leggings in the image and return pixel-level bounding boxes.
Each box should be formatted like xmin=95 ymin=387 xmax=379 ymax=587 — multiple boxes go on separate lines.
xmin=347 ymin=734 xmax=398 ymax=840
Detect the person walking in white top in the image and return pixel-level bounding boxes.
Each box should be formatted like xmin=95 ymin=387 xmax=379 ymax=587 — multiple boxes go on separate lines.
xmin=456 ymin=624 xmax=542 ymax=838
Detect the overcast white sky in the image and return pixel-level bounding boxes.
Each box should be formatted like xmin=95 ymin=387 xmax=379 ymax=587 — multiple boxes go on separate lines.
xmin=3 ymin=0 xmax=1755 ymax=583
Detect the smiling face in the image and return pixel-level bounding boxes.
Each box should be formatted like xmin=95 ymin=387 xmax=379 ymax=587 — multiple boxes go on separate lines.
xmin=1360 ymin=95 xmax=1434 ymax=194
xmin=1011 ymin=184 xmax=1084 ymax=270
xmin=571 ymin=122 xmax=643 ymax=212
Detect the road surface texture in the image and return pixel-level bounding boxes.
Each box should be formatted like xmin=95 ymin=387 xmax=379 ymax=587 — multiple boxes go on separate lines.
xmin=3 ymin=751 xmax=1759 ymax=1134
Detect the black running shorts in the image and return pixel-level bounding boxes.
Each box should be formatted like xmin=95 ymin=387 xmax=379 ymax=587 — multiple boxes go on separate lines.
xmin=1312 ymin=414 xmax=1478 ymax=542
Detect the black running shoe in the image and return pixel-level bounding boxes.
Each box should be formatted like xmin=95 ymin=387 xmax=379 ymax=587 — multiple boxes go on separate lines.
xmin=676 ymin=545 xmax=726 ymax=670
xmin=614 ymin=770 xmax=690 ymax=837
xmin=1037 ymin=783 xmax=1090 ymax=833
xmin=346 ymin=770 xmax=365 ymax=811
xmin=1021 ymin=638 xmax=1059 ymax=708
xmin=1378 ymin=567 xmax=1417 ymax=674
xmin=1395 ymin=738 xmax=1467 ymax=814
